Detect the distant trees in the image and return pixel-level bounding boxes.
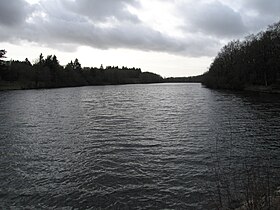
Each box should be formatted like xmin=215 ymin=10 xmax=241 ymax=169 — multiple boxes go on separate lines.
xmin=0 ymin=52 xmax=163 ymax=90
xmin=73 ymin=58 xmax=82 ymax=71
xmin=164 ymin=75 xmax=203 ymax=83
xmin=0 ymin=49 xmax=6 ymax=60
xmin=140 ymin=72 xmax=163 ymax=83
xmin=0 ymin=50 xmax=8 ymax=81
xmin=203 ymin=20 xmax=280 ymax=90
xmin=0 ymin=49 xmax=7 ymax=68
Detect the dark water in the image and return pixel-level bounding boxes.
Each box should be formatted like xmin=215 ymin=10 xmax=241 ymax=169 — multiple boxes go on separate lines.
xmin=1 ymin=83 xmax=280 ymax=209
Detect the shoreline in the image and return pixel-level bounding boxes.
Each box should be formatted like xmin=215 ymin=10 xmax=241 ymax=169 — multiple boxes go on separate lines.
xmin=0 ymin=81 xmax=202 ymax=92
xmin=2 ymin=82 xmax=280 ymax=95
xmin=201 ymin=83 xmax=280 ymax=94
xmin=244 ymin=85 xmax=280 ymax=94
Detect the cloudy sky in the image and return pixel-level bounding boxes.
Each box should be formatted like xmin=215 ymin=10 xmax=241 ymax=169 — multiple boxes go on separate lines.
xmin=0 ymin=0 xmax=280 ymax=77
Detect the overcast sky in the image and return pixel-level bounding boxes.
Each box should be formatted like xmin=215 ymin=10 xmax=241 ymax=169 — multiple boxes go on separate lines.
xmin=1 ymin=0 xmax=280 ymax=77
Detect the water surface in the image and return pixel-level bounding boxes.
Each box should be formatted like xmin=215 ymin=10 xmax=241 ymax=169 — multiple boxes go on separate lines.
xmin=1 ymin=83 xmax=280 ymax=209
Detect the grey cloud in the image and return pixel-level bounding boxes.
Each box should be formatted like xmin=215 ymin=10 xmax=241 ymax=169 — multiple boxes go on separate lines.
xmin=237 ymin=0 xmax=280 ymax=33
xmin=35 ymin=0 xmax=280 ymax=57
xmin=1 ymin=0 xmax=280 ymax=58
xmin=63 ymin=0 xmax=140 ymax=23
xmin=180 ymin=1 xmax=247 ymax=38
xmin=0 ymin=0 xmax=220 ymax=57
xmin=244 ymin=0 xmax=280 ymax=16
xmin=0 ymin=0 xmax=32 ymax=26
xmin=26 ymin=12 xmax=218 ymax=57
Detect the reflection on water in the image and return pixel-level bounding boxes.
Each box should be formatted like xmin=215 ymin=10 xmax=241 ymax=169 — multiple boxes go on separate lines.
xmin=0 ymin=83 xmax=280 ymax=209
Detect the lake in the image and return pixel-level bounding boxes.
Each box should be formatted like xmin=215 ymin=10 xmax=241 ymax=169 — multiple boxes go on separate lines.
xmin=1 ymin=83 xmax=280 ymax=209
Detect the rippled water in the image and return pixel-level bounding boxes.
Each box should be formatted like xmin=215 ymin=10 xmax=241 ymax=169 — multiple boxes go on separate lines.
xmin=1 ymin=83 xmax=280 ymax=209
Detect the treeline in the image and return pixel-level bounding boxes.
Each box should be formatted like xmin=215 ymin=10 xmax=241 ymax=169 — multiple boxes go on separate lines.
xmin=165 ymin=75 xmax=203 ymax=83
xmin=0 ymin=52 xmax=163 ymax=90
xmin=203 ymin=20 xmax=280 ymax=90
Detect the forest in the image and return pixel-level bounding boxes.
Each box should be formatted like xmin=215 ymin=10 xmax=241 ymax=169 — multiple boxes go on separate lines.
xmin=164 ymin=75 xmax=203 ymax=83
xmin=202 ymin=20 xmax=280 ymax=91
xmin=0 ymin=51 xmax=163 ymax=90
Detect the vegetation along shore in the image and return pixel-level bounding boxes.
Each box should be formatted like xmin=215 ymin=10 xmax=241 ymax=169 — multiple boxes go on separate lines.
xmin=0 ymin=50 xmax=203 ymax=91
xmin=0 ymin=51 xmax=164 ymax=91
xmin=202 ymin=20 xmax=280 ymax=93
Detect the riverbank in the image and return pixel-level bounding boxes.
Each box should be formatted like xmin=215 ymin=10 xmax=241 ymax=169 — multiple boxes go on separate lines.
xmin=0 ymin=80 xmax=162 ymax=91
xmin=244 ymin=85 xmax=280 ymax=94
xmin=0 ymin=81 xmax=24 ymax=91
xmin=2 ymin=82 xmax=280 ymax=95
xmin=0 ymin=80 xmax=203 ymax=91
